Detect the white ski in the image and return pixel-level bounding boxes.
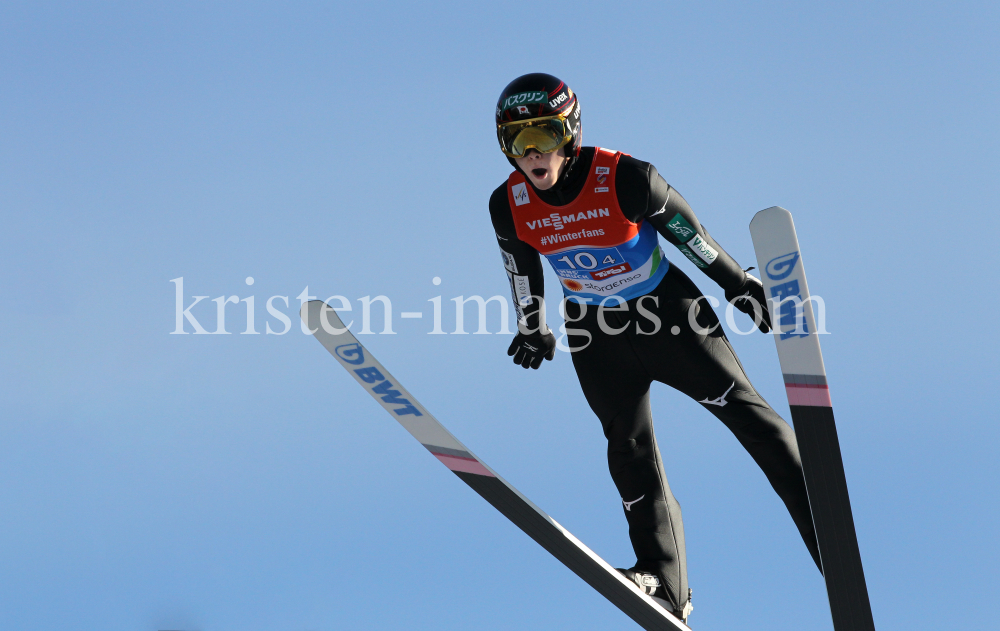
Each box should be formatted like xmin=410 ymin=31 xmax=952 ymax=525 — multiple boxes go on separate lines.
xmin=300 ymin=300 xmax=691 ymax=631
xmin=750 ymin=207 xmax=876 ymax=631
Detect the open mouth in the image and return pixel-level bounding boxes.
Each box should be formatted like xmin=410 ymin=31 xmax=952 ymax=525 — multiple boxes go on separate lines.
xmin=531 ymin=168 xmax=548 ymax=178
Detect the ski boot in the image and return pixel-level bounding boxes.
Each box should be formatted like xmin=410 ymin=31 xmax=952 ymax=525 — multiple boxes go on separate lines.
xmin=617 ymin=568 xmax=694 ymax=623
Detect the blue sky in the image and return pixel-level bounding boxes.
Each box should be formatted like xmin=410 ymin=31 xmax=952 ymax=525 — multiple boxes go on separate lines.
xmin=1 ymin=2 xmax=997 ymax=630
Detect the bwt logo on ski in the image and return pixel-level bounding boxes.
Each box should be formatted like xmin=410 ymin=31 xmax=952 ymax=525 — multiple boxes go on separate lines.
xmin=765 ymin=251 xmax=809 ymax=340
xmin=351 ymin=363 xmax=423 ymax=417
xmin=765 ymin=252 xmax=800 ymax=281
xmin=333 ymin=343 xmax=422 ymax=416
xmin=334 ymin=343 xmax=365 ymax=365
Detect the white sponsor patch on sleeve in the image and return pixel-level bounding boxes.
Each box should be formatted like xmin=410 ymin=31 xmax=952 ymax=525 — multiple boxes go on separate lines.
xmin=512 ymin=273 xmax=532 ymax=306
xmin=500 ymin=248 xmax=518 ymax=273
xmin=511 ymin=182 xmax=530 ymax=206
xmin=506 ymin=273 xmax=524 ymax=323
xmin=687 ymin=234 xmax=719 ymax=265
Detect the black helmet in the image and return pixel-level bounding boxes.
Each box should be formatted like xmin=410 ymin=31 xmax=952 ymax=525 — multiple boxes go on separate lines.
xmin=495 ymin=73 xmax=582 ymax=158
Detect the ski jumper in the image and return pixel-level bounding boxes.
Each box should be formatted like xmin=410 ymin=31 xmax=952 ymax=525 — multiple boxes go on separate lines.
xmin=489 ymin=147 xmax=821 ymax=613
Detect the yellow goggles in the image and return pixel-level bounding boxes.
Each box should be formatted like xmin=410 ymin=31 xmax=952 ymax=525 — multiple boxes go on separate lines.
xmin=497 ymin=115 xmax=573 ymax=158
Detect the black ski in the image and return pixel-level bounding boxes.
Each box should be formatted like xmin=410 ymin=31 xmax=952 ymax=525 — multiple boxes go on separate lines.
xmin=750 ymin=207 xmax=876 ymax=631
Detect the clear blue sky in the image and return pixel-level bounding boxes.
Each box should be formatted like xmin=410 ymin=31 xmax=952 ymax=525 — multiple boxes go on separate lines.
xmin=1 ymin=2 xmax=997 ymax=630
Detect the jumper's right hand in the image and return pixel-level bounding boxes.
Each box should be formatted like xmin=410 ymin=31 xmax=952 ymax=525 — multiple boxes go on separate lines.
xmin=507 ymin=329 xmax=556 ymax=369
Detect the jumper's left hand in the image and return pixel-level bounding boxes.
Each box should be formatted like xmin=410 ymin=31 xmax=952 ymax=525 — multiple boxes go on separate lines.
xmin=725 ymin=271 xmax=772 ymax=334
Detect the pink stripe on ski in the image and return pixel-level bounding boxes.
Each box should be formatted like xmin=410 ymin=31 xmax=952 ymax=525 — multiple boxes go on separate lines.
xmin=785 ymin=383 xmax=832 ymax=407
xmin=433 ymin=453 xmax=495 ymax=477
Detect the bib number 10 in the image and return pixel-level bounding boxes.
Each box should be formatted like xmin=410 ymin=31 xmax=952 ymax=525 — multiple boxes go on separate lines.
xmin=556 ymin=252 xmax=618 ymax=270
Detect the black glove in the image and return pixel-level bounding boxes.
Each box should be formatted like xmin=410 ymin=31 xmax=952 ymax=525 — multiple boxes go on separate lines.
xmin=507 ymin=329 xmax=556 ymax=369
xmin=725 ymin=270 xmax=772 ymax=334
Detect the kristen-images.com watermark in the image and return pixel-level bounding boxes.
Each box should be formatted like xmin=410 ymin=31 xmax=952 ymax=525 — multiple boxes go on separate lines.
xmin=169 ymin=276 xmax=828 ymax=347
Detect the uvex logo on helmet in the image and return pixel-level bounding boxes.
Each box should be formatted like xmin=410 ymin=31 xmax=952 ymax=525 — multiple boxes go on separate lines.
xmin=548 ymin=92 xmax=569 ymax=109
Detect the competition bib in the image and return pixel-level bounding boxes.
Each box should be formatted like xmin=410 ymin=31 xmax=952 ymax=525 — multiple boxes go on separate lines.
xmin=507 ymin=148 xmax=668 ymax=302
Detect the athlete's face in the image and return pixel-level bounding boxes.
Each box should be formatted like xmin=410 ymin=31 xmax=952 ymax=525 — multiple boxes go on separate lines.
xmin=515 ymin=148 xmax=571 ymax=190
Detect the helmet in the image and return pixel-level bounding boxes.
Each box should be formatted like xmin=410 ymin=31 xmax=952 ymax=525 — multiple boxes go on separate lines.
xmin=495 ymin=73 xmax=581 ymax=159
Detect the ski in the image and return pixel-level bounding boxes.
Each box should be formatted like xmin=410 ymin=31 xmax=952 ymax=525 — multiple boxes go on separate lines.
xmin=749 ymin=207 xmax=876 ymax=631
xmin=300 ymin=300 xmax=691 ymax=631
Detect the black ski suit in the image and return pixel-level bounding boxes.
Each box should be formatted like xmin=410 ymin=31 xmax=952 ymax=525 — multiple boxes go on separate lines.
xmin=489 ymin=147 xmax=821 ymax=612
